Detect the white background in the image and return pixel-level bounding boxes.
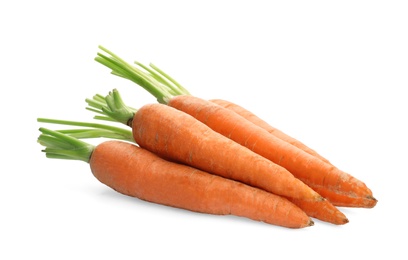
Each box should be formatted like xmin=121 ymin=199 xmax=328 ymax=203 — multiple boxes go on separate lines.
xmin=1 ymin=1 xmax=407 ymax=259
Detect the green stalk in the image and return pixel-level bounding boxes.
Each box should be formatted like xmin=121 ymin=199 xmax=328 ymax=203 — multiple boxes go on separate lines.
xmin=58 ymin=129 xmax=132 ymax=140
xmin=95 ymin=45 xmax=184 ymax=104
xmin=95 ymin=46 xmax=166 ymax=102
xmin=85 ymin=94 xmax=119 ymax=122
xmin=148 ymin=63 xmax=191 ymax=96
xmin=37 ymin=118 xmax=134 ymax=141
xmin=133 ymin=62 xmax=188 ymax=96
xmin=133 ymin=61 xmax=177 ymax=94
xmin=85 ymin=89 xmax=136 ymax=126
xmin=38 ymin=127 xmax=95 ymax=162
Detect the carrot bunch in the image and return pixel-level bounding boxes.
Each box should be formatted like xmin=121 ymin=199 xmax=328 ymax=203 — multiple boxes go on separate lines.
xmin=36 ymin=46 xmax=377 ymax=229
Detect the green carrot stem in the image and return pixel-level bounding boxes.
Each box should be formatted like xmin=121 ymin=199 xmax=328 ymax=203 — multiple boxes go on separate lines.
xmin=38 ymin=133 xmax=76 ymax=150
xmin=85 ymin=94 xmax=107 ymax=111
xmin=38 ymin=127 xmax=94 ymax=162
xmin=37 ymin=118 xmax=134 ymax=141
xmin=95 ymin=45 xmax=175 ymax=104
xmin=148 ymin=63 xmax=190 ymax=96
xmin=58 ymin=128 xmax=132 ymax=140
xmin=84 ymin=89 xmax=136 ymax=126
xmin=133 ymin=61 xmax=174 ymax=92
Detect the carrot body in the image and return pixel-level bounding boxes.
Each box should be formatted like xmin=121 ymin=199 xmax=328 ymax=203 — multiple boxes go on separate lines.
xmin=167 ymin=95 xmax=376 ymax=208
xmin=210 ymin=99 xmax=331 ymax=164
xmin=90 ymin=140 xmax=313 ymax=228
xmin=131 ymin=103 xmax=322 ymax=202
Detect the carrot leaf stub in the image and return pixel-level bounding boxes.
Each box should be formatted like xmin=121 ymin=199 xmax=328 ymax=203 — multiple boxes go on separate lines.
xmin=38 ymin=127 xmax=94 ymax=162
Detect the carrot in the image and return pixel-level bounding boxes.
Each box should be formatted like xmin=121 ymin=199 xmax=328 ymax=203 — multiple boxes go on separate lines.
xmin=37 ymin=127 xmax=313 ymax=228
xmin=84 ymin=90 xmax=322 ymax=202
xmin=93 ymin=46 xmax=376 ymax=208
xmin=83 ymin=90 xmax=352 ymax=225
xmin=210 ymin=99 xmax=332 ymax=164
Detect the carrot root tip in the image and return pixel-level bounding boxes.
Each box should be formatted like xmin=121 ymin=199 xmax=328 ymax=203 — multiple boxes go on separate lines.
xmin=368 ymin=195 xmax=377 ymax=201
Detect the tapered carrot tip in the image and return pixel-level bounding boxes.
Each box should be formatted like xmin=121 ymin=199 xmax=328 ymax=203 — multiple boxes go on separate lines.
xmin=368 ymin=196 xmax=378 ymax=207
xmin=308 ymin=220 xmax=315 ymax=227
xmin=369 ymin=196 xmax=378 ymax=202
xmin=334 ymin=209 xmax=349 ymax=225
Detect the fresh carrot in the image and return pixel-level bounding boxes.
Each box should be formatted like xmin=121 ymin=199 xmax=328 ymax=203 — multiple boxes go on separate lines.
xmin=37 ymin=127 xmax=313 ymax=228
xmin=39 ymin=117 xmax=348 ymax=225
xmin=82 ymin=89 xmax=322 ymax=202
xmin=93 ymin=46 xmax=376 ymax=208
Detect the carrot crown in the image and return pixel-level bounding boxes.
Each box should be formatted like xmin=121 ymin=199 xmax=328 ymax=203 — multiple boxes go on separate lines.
xmin=95 ymin=46 xmax=190 ymax=104
xmin=85 ymin=89 xmax=136 ymax=126
xmin=85 ymin=89 xmax=136 ymax=127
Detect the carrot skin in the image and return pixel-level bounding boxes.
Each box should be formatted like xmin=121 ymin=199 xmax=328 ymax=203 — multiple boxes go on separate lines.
xmin=90 ymin=140 xmax=313 ymax=228
xmin=210 ymin=99 xmax=332 ymax=164
xmin=167 ymin=95 xmax=375 ymax=207
xmin=131 ymin=103 xmax=322 ymax=202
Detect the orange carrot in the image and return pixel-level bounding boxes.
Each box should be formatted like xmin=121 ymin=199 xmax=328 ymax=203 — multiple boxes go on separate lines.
xmin=39 ymin=117 xmax=348 ymax=225
xmin=210 ymin=99 xmax=332 ymax=164
xmin=86 ymin=90 xmax=322 ymax=202
xmin=93 ymin=46 xmax=376 ymax=209
xmin=37 ymin=127 xmax=313 ymax=228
